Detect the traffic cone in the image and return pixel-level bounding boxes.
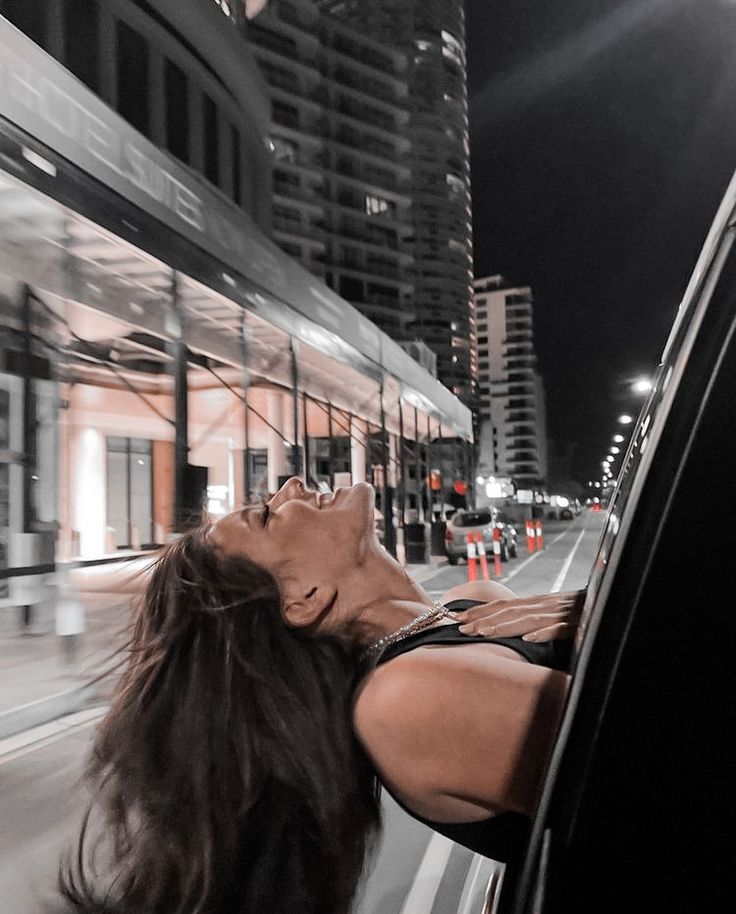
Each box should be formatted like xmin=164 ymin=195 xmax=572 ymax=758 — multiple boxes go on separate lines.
xmin=465 ymin=533 xmax=478 ymax=581
xmin=535 ymin=519 xmax=544 ymax=549
xmin=526 ymin=520 xmax=535 ymax=552
xmin=492 ymin=527 xmax=503 ymax=576
xmin=476 ymin=534 xmax=490 ymax=581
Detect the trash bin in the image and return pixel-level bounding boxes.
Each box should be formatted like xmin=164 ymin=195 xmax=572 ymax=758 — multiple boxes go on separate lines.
xmin=404 ymin=522 xmax=429 ymax=564
xmin=430 ymin=521 xmax=447 ymax=556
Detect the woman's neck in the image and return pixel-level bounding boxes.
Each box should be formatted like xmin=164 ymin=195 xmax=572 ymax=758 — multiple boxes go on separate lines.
xmin=334 ymin=542 xmax=439 ymax=645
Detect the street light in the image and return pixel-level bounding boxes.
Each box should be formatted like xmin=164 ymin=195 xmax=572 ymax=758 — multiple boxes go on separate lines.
xmin=613 ymin=434 xmax=625 ymax=443
xmin=617 ymin=414 xmax=634 ymax=425
xmin=610 ymin=446 xmax=620 ymax=454
xmin=632 ymin=377 xmax=652 ymax=395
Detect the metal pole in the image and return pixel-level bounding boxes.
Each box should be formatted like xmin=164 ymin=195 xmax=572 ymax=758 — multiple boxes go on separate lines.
xmin=20 ymin=286 xmax=37 ymax=631
xmin=347 ymin=412 xmax=353 ymax=482
xmin=302 ymin=392 xmax=311 ymax=486
xmin=240 ymin=310 xmax=250 ymax=504
xmin=172 ymin=273 xmax=189 ymax=532
xmin=379 ymin=379 xmax=396 ymax=558
xmin=414 ymin=406 xmax=421 ymax=522
xmin=426 ymin=414 xmax=433 ymax=521
xmin=21 ymin=285 xmax=36 ymax=535
xmin=468 ymin=437 xmax=477 ymax=509
xmin=327 ymin=401 xmax=334 ymax=486
xmin=398 ymin=399 xmax=406 ymax=527
xmin=437 ymin=424 xmax=446 ymax=520
xmin=289 ymin=338 xmax=301 ymax=477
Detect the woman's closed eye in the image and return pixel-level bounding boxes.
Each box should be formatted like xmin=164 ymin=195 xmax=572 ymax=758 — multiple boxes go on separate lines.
xmin=261 ymin=503 xmax=271 ymax=527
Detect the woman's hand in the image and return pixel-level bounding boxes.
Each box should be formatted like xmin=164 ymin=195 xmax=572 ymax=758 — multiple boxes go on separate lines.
xmin=451 ymin=589 xmax=585 ymax=642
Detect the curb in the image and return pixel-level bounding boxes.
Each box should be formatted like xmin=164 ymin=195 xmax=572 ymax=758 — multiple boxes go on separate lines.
xmin=0 ymin=682 xmax=105 ymax=741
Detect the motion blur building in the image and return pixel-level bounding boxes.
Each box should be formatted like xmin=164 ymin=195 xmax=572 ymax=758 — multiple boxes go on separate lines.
xmin=473 ymin=275 xmax=548 ymax=490
xmin=248 ymin=0 xmax=415 ymax=342
xmin=308 ymin=0 xmax=475 ymax=406
xmin=0 ymin=1 xmax=472 ymax=607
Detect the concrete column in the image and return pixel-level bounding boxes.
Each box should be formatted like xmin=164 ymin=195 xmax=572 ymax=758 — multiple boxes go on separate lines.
xmin=350 ymin=417 xmax=367 ymax=483
xmin=71 ymin=426 xmax=106 ymax=558
xmin=267 ymin=390 xmax=288 ymax=493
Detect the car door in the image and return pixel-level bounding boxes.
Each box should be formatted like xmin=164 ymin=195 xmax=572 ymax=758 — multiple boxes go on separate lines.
xmin=499 ymin=171 xmax=736 ymax=914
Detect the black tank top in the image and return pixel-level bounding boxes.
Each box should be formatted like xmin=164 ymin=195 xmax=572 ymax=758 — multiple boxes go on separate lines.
xmin=372 ymin=599 xmax=572 ymax=865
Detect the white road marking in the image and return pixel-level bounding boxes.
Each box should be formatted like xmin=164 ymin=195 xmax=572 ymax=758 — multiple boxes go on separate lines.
xmin=0 ymin=706 xmax=106 ymax=765
xmin=500 ymin=528 xmax=570 ymax=584
xmin=398 ymin=832 xmax=455 ymax=914
xmin=550 ymin=529 xmax=586 ymax=593
xmin=457 ymin=853 xmax=494 ymax=914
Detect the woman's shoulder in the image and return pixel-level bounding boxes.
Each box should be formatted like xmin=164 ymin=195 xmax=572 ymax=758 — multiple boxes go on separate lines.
xmin=440 ymin=579 xmax=519 ymax=606
xmin=352 ymin=633 xmax=570 ymax=819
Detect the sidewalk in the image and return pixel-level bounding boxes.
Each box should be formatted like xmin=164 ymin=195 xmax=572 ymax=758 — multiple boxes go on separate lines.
xmin=0 ymin=550 xmax=448 ymax=740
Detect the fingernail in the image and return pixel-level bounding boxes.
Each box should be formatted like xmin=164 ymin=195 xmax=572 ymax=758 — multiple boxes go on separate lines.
xmin=522 ymin=632 xmax=538 ymax=642
xmin=457 ymin=624 xmax=472 ymax=633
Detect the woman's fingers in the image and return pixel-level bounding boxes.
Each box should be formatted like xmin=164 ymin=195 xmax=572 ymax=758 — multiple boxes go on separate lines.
xmin=453 ymin=591 xmax=583 ymax=639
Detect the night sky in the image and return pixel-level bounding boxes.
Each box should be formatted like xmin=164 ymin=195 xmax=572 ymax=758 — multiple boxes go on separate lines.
xmin=466 ymin=0 xmax=736 ymax=484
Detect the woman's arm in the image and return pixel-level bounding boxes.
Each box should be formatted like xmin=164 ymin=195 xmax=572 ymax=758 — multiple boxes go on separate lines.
xmin=442 ymin=581 xmax=585 ymax=642
xmin=354 ymin=647 xmax=570 ymax=822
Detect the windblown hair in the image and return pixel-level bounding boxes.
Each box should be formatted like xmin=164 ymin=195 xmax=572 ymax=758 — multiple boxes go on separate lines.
xmin=59 ymin=525 xmax=381 ymax=914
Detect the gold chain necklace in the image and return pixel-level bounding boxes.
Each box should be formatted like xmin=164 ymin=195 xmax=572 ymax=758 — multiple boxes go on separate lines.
xmin=359 ymin=600 xmax=454 ymax=663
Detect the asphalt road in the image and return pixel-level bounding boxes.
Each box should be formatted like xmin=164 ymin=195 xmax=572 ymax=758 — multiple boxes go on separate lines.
xmin=0 ymin=509 xmax=605 ymax=914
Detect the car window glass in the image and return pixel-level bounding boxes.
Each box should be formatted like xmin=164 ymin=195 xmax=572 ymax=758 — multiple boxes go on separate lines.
xmin=575 ymin=224 xmax=736 ymax=655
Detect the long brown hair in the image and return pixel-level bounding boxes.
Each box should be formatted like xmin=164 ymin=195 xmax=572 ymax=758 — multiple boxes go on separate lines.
xmin=59 ymin=525 xmax=381 ymax=913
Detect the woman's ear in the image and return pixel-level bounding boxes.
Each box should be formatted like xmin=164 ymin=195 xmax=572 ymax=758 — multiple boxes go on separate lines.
xmin=283 ymin=585 xmax=337 ymax=629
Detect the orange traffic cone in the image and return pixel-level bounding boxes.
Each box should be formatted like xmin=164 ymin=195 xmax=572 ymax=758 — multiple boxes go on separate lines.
xmin=465 ymin=533 xmax=478 ymax=581
xmin=476 ymin=534 xmax=490 ymax=581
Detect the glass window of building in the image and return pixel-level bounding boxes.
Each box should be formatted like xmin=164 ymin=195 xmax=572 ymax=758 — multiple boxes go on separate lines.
xmin=1 ymin=0 xmax=47 ymax=47
xmin=165 ymin=59 xmax=190 ymax=164
xmin=203 ymin=93 xmax=220 ymax=186
xmin=272 ymin=137 xmax=298 ymax=163
xmin=365 ymin=193 xmax=393 ymax=216
xmin=106 ymin=437 xmax=153 ymax=549
xmin=63 ymin=0 xmax=99 ymax=91
xmin=116 ymin=20 xmax=150 ymax=136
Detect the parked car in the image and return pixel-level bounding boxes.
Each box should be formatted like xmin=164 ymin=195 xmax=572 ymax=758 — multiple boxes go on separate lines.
xmin=483 ymin=171 xmax=736 ymax=914
xmin=444 ymin=507 xmax=518 ymax=565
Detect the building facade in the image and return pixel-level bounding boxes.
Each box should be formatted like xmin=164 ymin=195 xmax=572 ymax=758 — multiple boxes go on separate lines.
xmin=473 ymin=275 xmax=548 ymax=489
xmin=0 ymin=3 xmax=473 ymax=616
xmin=248 ymin=0 xmax=416 ymax=342
xmin=310 ymin=0 xmax=475 ymax=406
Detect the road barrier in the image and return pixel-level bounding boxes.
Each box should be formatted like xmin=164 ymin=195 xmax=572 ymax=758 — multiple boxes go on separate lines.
xmin=492 ymin=527 xmax=503 ymax=576
xmin=525 ymin=520 xmax=536 ymax=552
xmin=476 ymin=534 xmax=490 ymax=581
xmin=465 ymin=533 xmax=478 ymax=581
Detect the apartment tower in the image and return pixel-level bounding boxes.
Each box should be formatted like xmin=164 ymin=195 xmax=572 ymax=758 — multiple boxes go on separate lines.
xmin=248 ymin=0 xmax=415 ymax=339
xmin=473 ymin=275 xmax=548 ymax=489
xmin=311 ymin=0 xmax=475 ymax=404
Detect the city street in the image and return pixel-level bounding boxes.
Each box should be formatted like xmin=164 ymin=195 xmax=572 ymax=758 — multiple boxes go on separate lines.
xmin=0 ymin=509 xmax=604 ymax=914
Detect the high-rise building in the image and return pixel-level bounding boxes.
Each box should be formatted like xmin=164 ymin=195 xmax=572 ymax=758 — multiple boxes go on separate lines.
xmin=473 ymin=276 xmax=548 ymax=489
xmin=248 ymin=0 xmax=415 ymax=339
xmin=306 ymin=1 xmax=475 ymax=404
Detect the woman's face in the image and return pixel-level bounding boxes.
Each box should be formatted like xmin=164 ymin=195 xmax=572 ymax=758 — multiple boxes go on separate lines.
xmin=210 ymin=477 xmax=377 ymax=626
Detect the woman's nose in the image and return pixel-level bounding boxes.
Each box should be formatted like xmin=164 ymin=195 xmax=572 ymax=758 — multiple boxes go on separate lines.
xmin=271 ymin=476 xmax=306 ymax=506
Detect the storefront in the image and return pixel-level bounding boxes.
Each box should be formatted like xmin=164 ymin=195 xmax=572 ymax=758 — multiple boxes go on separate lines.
xmin=0 ymin=16 xmax=472 ymax=618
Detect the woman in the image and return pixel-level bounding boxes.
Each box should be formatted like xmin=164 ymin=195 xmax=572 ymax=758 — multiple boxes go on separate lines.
xmin=60 ymin=477 xmax=582 ymax=914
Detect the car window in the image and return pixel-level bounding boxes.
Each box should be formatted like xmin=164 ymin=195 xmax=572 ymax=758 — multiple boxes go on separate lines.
xmin=453 ymin=509 xmax=492 ymax=527
xmin=573 ymin=209 xmax=736 ymax=659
